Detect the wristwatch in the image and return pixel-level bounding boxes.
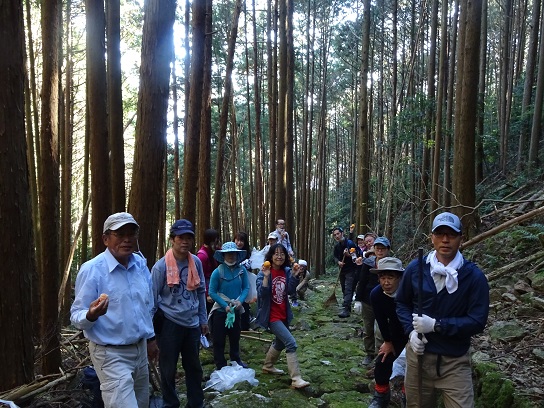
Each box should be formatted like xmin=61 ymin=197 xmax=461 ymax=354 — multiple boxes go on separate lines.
xmin=434 ymin=320 xmax=442 ymax=333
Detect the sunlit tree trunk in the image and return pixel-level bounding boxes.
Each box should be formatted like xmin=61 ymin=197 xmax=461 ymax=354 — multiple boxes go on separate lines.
xmin=184 ymin=0 xmax=206 ymax=223
xmin=252 ymin=0 xmax=265 ymax=246
xmin=128 ymin=0 xmax=176 ymax=265
xmin=284 ymin=0 xmax=295 ymax=244
xmin=60 ymin=0 xmax=74 ymax=323
xmin=267 ymin=0 xmax=278 ymax=230
xmin=39 ymin=0 xmax=62 ymax=375
xmin=356 ymin=0 xmax=371 ymax=231
xmin=212 ymin=0 xmax=241 ymax=230
xmin=276 ymin=0 xmax=287 ymax=220
xmin=172 ymin=43 xmax=181 ymax=220
xmin=0 ymin=0 xmax=35 ymax=388
xmin=87 ymin=0 xmax=110 ymax=255
xmin=107 ymin=0 xmax=125 ymax=211
xmin=23 ymin=0 xmax=42 ymax=337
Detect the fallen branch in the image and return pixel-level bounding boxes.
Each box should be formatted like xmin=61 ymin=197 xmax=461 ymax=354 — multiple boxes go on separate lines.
xmin=240 ymin=333 xmax=272 ymax=342
xmin=486 ymin=251 xmax=544 ymax=281
xmin=16 ymin=373 xmax=75 ymax=403
xmin=462 ymin=205 xmax=544 ymax=249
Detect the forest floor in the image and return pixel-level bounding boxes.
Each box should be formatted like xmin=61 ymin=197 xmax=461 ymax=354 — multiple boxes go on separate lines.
xmin=9 ymin=267 xmax=544 ymax=408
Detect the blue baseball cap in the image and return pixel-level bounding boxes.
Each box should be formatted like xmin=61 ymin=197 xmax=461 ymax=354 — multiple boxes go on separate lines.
xmin=170 ymin=219 xmax=195 ymax=236
xmin=373 ymin=237 xmax=391 ymax=248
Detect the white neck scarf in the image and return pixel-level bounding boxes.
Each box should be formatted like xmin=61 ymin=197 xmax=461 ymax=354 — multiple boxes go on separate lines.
xmin=427 ymin=250 xmax=463 ymax=294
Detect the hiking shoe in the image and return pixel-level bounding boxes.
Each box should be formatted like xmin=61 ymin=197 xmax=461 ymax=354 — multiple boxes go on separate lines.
xmin=338 ymin=309 xmax=350 ymax=318
xmin=361 ymin=355 xmax=375 ymax=366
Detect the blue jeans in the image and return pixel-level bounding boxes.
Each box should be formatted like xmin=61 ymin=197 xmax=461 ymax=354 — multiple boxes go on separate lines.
xmin=158 ymin=318 xmax=204 ymax=408
xmin=269 ymin=320 xmax=297 ymax=353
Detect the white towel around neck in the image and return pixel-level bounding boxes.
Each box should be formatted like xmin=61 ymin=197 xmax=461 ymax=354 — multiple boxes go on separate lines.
xmin=427 ymin=250 xmax=463 ymax=294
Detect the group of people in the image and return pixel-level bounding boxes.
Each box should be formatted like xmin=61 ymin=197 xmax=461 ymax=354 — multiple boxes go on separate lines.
xmin=70 ymin=210 xmax=488 ymax=408
xmin=70 ymin=215 xmax=311 ymax=408
xmin=331 ymin=212 xmax=490 ymax=408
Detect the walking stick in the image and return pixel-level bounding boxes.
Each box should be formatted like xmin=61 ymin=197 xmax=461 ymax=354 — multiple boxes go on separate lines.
xmin=417 ymin=247 xmax=424 ymax=405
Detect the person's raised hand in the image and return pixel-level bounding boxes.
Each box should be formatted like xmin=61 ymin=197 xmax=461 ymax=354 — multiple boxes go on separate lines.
xmin=262 ymin=261 xmax=271 ymax=277
xmin=86 ymin=294 xmax=109 ymax=322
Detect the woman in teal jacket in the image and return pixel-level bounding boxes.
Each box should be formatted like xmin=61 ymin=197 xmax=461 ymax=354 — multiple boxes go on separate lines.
xmin=209 ymin=241 xmax=249 ymax=370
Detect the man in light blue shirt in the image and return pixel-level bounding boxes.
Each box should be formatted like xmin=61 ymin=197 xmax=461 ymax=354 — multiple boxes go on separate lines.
xmin=70 ymin=212 xmax=157 ymax=408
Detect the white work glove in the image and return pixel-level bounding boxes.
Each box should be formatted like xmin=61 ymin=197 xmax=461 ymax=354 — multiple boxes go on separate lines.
xmin=409 ymin=330 xmax=428 ymax=355
xmin=353 ymin=301 xmax=362 ymax=314
xmin=412 ymin=313 xmax=436 ymax=334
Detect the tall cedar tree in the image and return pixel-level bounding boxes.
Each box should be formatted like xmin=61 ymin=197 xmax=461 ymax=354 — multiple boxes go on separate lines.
xmin=107 ymin=0 xmax=125 ymax=211
xmin=453 ymin=0 xmax=482 ymax=233
xmin=87 ymin=0 xmax=110 ymax=255
xmin=39 ymin=0 xmax=62 ymax=374
xmin=197 ymin=0 xmax=213 ymax=243
xmin=129 ymin=0 xmax=176 ymax=266
xmin=183 ymin=0 xmax=206 ymax=224
xmin=212 ymin=0 xmax=242 ymax=230
xmin=0 ymin=0 xmax=35 ymax=388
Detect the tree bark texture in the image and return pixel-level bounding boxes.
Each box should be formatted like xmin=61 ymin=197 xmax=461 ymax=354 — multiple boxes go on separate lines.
xmin=86 ymin=0 xmax=110 ymax=255
xmin=183 ymin=0 xmax=206 ymax=223
xmin=39 ymin=0 xmax=62 ymax=375
xmin=0 ymin=0 xmax=36 ymax=389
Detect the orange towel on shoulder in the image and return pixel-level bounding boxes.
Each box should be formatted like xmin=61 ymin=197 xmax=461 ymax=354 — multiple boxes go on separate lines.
xmin=165 ymin=249 xmax=200 ymax=290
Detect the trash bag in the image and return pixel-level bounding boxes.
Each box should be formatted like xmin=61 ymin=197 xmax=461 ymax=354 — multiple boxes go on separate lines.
xmin=204 ymin=361 xmax=259 ymax=392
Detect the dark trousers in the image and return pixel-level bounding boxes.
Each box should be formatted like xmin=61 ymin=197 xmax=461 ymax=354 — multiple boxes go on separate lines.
xmin=158 ymin=318 xmax=204 ymax=408
xmin=340 ymin=270 xmax=355 ymax=309
xmin=240 ymin=302 xmax=251 ymax=331
xmin=211 ymin=310 xmax=242 ymax=369
xmin=374 ymin=340 xmax=406 ymax=386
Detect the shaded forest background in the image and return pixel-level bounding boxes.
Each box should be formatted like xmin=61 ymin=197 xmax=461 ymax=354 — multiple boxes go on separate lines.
xmin=1 ymin=0 xmax=544 ymax=392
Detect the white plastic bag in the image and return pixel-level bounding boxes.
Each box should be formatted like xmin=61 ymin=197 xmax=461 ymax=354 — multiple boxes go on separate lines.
xmin=204 ymin=361 xmax=259 ymax=391
xmin=249 ymin=247 xmax=266 ymax=270
xmin=246 ymin=272 xmax=257 ymax=303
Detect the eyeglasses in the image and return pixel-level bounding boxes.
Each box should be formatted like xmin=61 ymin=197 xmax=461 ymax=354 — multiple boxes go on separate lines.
xmin=108 ymin=231 xmax=139 ymax=239
xmin=273 ymin=252 xmax=286 ymax=258
xmin=432 ymin=231 xmax=461 ymax=239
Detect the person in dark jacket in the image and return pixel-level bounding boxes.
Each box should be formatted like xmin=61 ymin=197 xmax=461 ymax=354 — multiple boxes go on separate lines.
xmin=256 ymin=243 xmax=310 ymax=389
xmin=332 ymin=226 xmax=358 ymax=318
xmin=354 ymin=236 xmax=391 ymax=365
xmin=396 ymin=212 xmax=489 ymax=408
xmin=368 ymin=257 xmax=408 ymax=408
